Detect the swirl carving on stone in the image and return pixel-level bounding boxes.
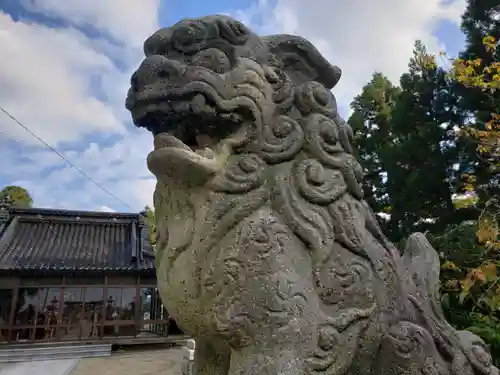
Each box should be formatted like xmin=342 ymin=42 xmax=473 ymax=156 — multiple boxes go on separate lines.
xmin=192 ymin=48 xmax=232 ymax=74
xmin=273 ymin=162 xmax=337 ymax=265
xmin=328 ymin=196 xmax=369 ymax=258
xmin=248 ymin=221 xmax=290 ymax=258
xmin=257 ymin=115 xmax=304 ymax=163
xmin=422 ymin=358 xmax=447 ymax=375
xmin=388 ymin=322 xmax=429 ymax=359
xmin=208 ymin=154 xmax=265 ymax=193
xmin=295 ymin=81 xmax=338 ymax=118
xmin=306 ymin=306 xmax=374 ymax=374
xmin=457 ymin=330 xmax=498 ymax=375
xmin=266 ymin=67 xmax=295 ymax=111
xmin=196 ymin=187 xmax=271 ymax=276
xmin=336 ymin=115 xmax=355 ymax=155
xmin=375 ymin=321 xmax=446 ymax=374
xmin=170 ymin=18 xmax=250 ymax=56
xmin=216 ymin=18 xmax=250 ymax=45
xmin=302 ymin=113 xmax=364 ymax=199
xmin=378 ymin=321 xmax=478 ymax=375
xmin=171 ymin=20 xmax=214 ymax=54
xmin=314 ymin=247 xmax=374 ymax=308
xmin=243 ymin=219 xmax=310 ymax=330
xmin=296 ymin=159 xmax=347 ymax=205
xmin=303 ymin=113 xmax=343 ymax=155
xmin=211 ymin=302 xmax=253 ymax=348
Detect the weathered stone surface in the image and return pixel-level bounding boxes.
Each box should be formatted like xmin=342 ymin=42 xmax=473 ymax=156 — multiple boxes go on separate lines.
xmin=126 ymin=15 xmax=498 ymax=375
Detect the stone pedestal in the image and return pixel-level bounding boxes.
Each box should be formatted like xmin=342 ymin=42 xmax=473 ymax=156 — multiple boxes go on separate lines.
xmin=181 ymin=339 xmax=195 ymax=375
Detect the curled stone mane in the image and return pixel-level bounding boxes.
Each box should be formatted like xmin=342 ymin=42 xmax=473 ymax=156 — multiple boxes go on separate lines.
xmin=126 ymin=14 xmax=498 ymax=375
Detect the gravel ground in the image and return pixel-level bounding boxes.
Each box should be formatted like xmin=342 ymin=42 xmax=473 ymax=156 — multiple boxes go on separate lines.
xmin=70 ymin=346 xmax=184 ymax=375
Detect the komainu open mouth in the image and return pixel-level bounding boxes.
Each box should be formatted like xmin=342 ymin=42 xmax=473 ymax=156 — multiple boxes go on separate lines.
xmin=132 ymin=91 xmax=242 ymax=144
xmin=130 ymin=88 xmax=248 ymax=183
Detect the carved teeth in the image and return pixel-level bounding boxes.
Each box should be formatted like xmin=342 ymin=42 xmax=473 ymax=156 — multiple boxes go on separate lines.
xmin=154 ymin=133 xmax=191 ymax=151
xmin=196 ymin=134 xmax=215 ymax=148
xmin=154 ymin=133 xmax=169 ymax=150
xmin=220 ymin=112 xmax=243 ymax=124
xmin=191 ymin=94 xmax=206 ymax=114
xmin=153 ymin=133 xmax=216 ymax=161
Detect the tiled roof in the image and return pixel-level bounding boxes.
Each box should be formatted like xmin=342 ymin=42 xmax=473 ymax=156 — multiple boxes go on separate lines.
xmin=0 ymin=207 xmax=155 ymax=272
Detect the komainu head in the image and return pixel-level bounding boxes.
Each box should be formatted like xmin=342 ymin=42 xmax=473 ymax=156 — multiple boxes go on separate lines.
xmin=125 ymin=14 xmax=346 ymax=185
xmin=126 ymin=15 xmax=498 ymax=375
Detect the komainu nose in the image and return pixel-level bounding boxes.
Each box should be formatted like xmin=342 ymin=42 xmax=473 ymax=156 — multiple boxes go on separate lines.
xmin=131 ymin=55 xmax=185 ymax=90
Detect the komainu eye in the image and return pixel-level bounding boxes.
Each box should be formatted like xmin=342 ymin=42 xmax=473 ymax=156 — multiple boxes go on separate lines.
xmin=171 ymin=21 xmax=209 ymax=54
xmin=192 ymin=48 xmax=231 ymax=73
xmin=217 ymin=20 xmax=249 ymax=45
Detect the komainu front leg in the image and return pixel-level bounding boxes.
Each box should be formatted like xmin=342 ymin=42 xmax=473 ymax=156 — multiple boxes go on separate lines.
xmin=194 ymin=337 xmax=231 ymax=375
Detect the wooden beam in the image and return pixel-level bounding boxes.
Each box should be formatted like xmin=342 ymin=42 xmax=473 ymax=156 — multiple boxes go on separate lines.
xmin=21 ymin=216 xmax=133 ymax=225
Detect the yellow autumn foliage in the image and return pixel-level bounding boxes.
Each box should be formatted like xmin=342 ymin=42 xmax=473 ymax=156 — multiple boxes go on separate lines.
xmin=438 ymin=35 xmax=500 ymax=307
xmin=477 ymin=201 xmax=500 ymax=251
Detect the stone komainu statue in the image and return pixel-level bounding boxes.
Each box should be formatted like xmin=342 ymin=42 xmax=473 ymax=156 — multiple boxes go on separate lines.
xmin=126 ymin=15 xmax=498 ymax=375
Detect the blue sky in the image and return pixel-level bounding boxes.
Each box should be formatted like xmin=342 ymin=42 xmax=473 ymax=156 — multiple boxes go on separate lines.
xmin=0 ymin=0 xmax=467 ymax=213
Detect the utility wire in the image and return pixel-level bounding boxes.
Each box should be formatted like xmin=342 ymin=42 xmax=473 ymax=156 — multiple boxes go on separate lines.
xmin=0 ymin=106 xmax=139 ymax=212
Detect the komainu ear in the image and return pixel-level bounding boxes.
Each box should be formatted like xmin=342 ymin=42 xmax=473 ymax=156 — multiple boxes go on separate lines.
xmin=263 ymin=34 xmax=342 ymax=90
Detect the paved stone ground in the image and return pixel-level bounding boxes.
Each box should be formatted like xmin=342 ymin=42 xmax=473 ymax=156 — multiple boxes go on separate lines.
xmin=71 ymin=346 xmax=184 ymax=375
xmin=0 ymin=359 xmax=78 ymax=375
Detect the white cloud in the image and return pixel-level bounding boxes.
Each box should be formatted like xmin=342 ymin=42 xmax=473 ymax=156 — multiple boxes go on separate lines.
xmin=1 ymin=130 xmax=155 ymax=211
xmin=233 ymin=0 xmax=467 ymax=116
xmin=0 ymin=12 xmax=123 ymax=145
xmin=0 ymin=0 xmax=161 ymax=145
xmin=22 ymin=0 xmax=160 ymax=48
xmin=0 ymin=1 xmax=160 ymax=211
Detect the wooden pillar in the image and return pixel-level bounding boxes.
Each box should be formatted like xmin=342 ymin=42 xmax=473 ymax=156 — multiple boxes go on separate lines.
xmin=135 ymin=276 xmax=141 ymax=337
xmin=30 ymin=301 xmax=36 ymax=342
xmin=154 ymin=289 xmax=161 ymax=335
xmin=164 ymin=306 xmax=169 ymax=337
xmin=99 ymin=276 xmax=107 ymax=339
xmin=151 ymin=289 xmax=157 ymax=333
xmin=78 ymin=287 xmax=85 ymax=340
xmin=7 ymin=286 xmax=18 ymax=343
xmin=56 ymin=277 xmax=65 ymax=341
